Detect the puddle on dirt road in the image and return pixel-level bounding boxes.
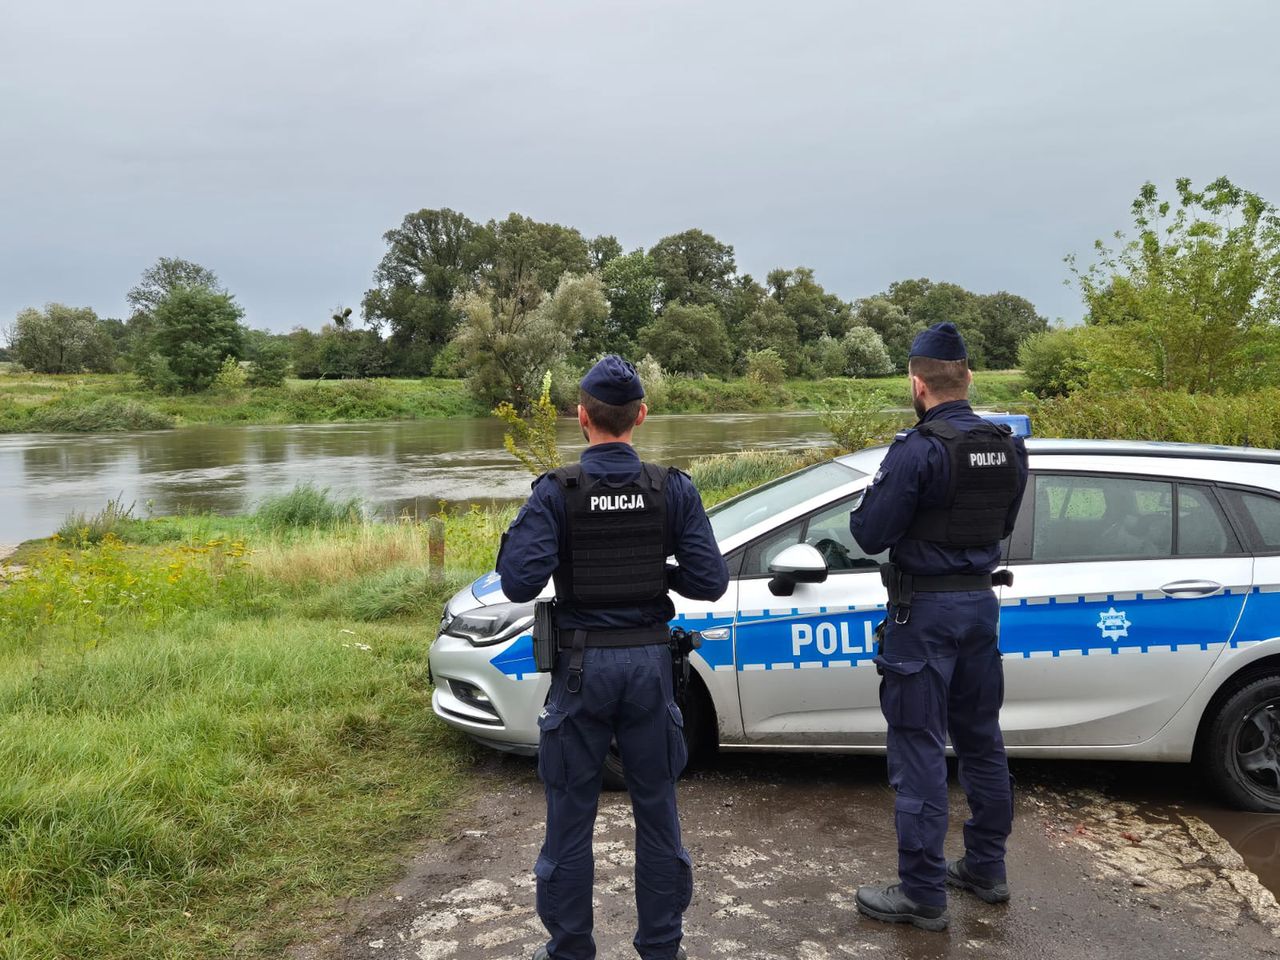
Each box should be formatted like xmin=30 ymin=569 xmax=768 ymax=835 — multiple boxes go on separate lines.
xmin=1015 ymin=758 xmax=1280 ymax=900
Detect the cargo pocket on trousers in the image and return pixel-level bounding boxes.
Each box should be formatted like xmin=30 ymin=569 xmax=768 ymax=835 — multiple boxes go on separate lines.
xmin=676 ymin=847 xmax=694 ymax=912
xmin=534 ymin=854 xmax=559 ymax=926
xmin=877 ymin=659 xmax=929 ymax=731
xmin=894 ymin=794 xmax=925 ymax=851
xmin=666 ymin=701 xmax=688 ymax=781
xmin=537 ymin=706 xmax=568 ymax=789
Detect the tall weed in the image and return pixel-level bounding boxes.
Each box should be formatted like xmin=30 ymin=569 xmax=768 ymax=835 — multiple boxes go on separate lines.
xmin=1033 ymin=388 xmax=1280 ymax=447
xmin=254 ymin=483 xmax=363 ymax=529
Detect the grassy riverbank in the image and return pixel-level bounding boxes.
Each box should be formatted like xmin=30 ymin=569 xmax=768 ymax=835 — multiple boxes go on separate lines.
xmin=0 ymin=452 xmax=816 ymax=959
xmin=0 ymin=491 xmax=515 ymax=959
xmin=0 ymin=370 xmax=1029 ymax=433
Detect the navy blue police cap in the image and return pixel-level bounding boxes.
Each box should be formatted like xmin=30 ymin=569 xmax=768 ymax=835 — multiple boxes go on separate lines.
xmin=580 ymin=355 xmax=645 ymax=405
xmin=909 ymin=322 xmax=968 ymax=361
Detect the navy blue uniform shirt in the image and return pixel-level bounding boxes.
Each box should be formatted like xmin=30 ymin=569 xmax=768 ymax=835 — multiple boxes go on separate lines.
xmin=849 ymin=400 xmax=1029 ymax=576
xmin=497 ymin=442 xmax=729 ymax=630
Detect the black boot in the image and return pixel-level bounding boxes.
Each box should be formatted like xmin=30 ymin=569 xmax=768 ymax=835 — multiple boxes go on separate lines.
xmin=946 ymin=857 xmax=1010 ymax=904
xmin=855 ymin=883 xmax=948 ymax=932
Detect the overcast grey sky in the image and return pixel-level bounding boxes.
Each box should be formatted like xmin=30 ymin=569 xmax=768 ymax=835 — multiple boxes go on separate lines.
xmin=2 ymin=0 xmax=1277 ymax=332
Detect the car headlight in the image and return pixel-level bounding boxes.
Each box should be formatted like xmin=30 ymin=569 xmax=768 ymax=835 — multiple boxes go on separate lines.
xmin=446 ymin=602 xmax=534 ymax=647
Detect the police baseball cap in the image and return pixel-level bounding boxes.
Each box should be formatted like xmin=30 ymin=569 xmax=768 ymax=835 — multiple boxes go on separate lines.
xmin=909 ymin=322 xmax=968 ymax=361
xmin=580 ymin=355 xmax=645 ymax=405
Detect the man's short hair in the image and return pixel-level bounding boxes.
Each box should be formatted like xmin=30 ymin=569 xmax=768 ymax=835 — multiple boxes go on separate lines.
xmin=580 ymin=389 xmax=642 ymax=436
xmin=908 ymin=356 xmax=970 ymax=397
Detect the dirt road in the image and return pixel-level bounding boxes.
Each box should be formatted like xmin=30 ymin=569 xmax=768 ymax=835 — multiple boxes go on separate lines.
xmin=293 ymin=754 xmax=1280 ymax=960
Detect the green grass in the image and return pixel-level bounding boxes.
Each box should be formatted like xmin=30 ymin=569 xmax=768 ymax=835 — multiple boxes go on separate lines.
xmin=0 ymin=370 xmax=1029 ymax=433
xmin=0 ymin=374 xmax=484 ymax=433
xmin=0 ymin=493 xmax=509 ymax=959
xmin=0 ymin=453 xmax=836 ymax=958
xmin=651 ymin=368 xmax=1028 ymax=414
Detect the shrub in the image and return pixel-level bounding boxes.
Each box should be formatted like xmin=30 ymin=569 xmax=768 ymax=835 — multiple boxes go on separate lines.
xmin=253 ymin=484 xmax=362 ymax=530
xmin=1019 ymin=326 xmax=1090 ymax=397
xmin=634 ymin=354 xmax=666 ymax=409
xmin=819 ymin=389 xmax=907 ymax=453
xmin=246 ymin=341 xmax=290 ymax=387
xmin=745 ymin=348 xmax=786 ymax=385
xmin=689 ymin=448 xmax=831 ymax=506
xmin=212 ymin=355 xmax=247 ymax=392
xmin=841 ymin=327 xmax=895 ymax=378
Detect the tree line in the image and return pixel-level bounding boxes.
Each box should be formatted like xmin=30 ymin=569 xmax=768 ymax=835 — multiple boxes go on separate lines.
xmin=4 ymin=211 xmax=1051 ymax=401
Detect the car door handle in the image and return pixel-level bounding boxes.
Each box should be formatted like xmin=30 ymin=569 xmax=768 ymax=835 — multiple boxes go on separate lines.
xmin=1159 ymin=579 xmax=1223 ymax=598
xmin=701 ymin=628 xmax=731 ymax=641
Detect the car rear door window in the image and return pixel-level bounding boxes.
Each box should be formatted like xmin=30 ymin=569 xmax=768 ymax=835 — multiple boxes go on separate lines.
xmin=1032 ymin=474 xmax=1173 ymax=561
xmin=1176 ymin=484 xmax=1238 ymax=556
xmin=1221 ymin=488 xmax=1280 ymax=552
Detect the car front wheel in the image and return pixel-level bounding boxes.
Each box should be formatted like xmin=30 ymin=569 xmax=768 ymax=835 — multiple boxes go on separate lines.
xmin=1201 ymin=673 xmax=1280 ymax=813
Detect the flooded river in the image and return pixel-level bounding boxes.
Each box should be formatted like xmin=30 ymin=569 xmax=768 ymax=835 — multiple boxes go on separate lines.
xmin=0 ymin=412 xmax=832 ymax=545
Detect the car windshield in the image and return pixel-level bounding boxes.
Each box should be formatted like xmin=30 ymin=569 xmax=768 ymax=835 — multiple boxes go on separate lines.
xmin=707 ymin=460 xmax=863 ymax=543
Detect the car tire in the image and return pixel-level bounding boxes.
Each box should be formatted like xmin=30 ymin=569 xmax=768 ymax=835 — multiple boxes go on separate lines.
xmin=601 ymin=685 xmax=709 ymax=792
xmin=1201 ymin=673 xmax=1280 ymax=813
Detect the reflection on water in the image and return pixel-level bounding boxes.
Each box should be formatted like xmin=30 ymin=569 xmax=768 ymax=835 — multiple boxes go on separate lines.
xmin=1 ymin=413 xmax=832 ymax=543
xmin=1202 ymin=810 xmax=1280 ymax=897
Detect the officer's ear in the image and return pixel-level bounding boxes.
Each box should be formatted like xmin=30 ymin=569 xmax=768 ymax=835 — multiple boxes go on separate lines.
xmin=634 ymin=402 xmax=648 ymax=428
xmin=577 ymin=404 xmax=590 ymax=431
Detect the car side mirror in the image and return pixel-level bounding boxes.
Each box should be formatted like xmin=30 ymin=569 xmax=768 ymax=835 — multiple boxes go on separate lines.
xmin=768 ymin=543 xmax=829 ymax=596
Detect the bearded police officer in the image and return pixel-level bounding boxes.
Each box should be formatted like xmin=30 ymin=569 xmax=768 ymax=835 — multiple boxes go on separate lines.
xmin=848 ymin=322 xmax=1029 ymax=932
xmin=497 ymin=355 xmax=729 ymax=960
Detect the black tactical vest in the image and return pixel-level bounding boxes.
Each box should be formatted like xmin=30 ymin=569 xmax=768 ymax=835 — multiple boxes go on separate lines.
xmin=904 ymin=419 xmax=1020 ymax=547
xmin=550 ymin=462 xmax=669 ymax=609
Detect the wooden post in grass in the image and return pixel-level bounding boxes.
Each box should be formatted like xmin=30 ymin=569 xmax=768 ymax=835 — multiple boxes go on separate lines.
xmin=428 ymin=517 xmax=445 ymax=581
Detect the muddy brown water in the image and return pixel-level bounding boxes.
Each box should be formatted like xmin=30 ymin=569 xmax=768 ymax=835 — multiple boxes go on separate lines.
xmin=1036 ymin=758 xmax=1280 ymax=901
xmin=0 ymin=412 xmax=832 ymax=545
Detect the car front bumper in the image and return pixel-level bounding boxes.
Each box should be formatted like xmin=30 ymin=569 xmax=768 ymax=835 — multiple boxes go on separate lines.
xmin=429 ymin=630 xmax=548 ymax=755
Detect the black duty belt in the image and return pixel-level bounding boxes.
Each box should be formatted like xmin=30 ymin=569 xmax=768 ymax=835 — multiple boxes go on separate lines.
xmin=880 ymin=562 xmax=1014 ymax=626
xmin=557 ymin=625 xmax=670 ymax=693
xmin=911 ymin=571 xmax=1013 ymax=592
xmin=555 ymin=626 xmax=669 ymax=650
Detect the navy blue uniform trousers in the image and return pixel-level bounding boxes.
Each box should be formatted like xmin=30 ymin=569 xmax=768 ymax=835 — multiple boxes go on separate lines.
xmin=876 ymin=590 xmax=1012 ymax=907
xmin=535 ymin=644 xmax=692 ymax=960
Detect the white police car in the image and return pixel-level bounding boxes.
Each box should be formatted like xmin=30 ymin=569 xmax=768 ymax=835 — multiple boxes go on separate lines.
xmin=428 ymin=435 xmax=1280 ymax=812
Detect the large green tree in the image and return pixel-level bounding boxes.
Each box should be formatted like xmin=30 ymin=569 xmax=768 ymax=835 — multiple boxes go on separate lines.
xmin=148 ymin=286 xmax=245 ymax=392
xmin=125 ymin=257 xmax=225 ymax=364
xmin=362 ymin=208 xmax=490 ymax=375
xmin=638 ymin=302 xmax=733 ymax=375
xmin=601 ymin=250 xmax=659 ymax=353
xmin=738 ymin=299 xmax=800 ymax=373
xmin=484 ymin=213 xmax=592 ymax=302
xmin=975 ymin=292 xmax=1047 ymax=369
xmin=648 ymin=229 xmax=737 ymax=308
xmin=451 ymin=272 xmax=596 ymax=410
xmin=1071 ymin=176 xmax=1280 ymax=393
xmin=854 ymin=297 xmax=914 ymax=371
xmin=8 ymin=304 xmax=114 ymax=373
xmin=767 ymin=267 xmax=854 ymax=343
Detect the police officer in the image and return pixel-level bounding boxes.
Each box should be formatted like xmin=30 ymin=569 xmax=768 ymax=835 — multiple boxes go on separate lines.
xmin=497 ymin=355 xmax=729 ymax=960
xmin=848 ymin=322 xmax=1028 ymax=932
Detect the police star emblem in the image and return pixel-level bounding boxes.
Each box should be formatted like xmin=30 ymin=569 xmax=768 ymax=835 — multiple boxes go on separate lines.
xmin=1097 ymin=607 xmax=1131 ymax=642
